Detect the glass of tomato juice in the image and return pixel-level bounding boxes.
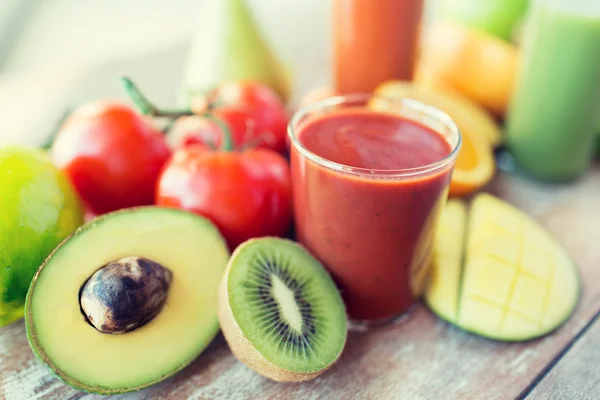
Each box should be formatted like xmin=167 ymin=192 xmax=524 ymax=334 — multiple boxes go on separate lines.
xmin=288 ymin=94 xmax=461 ymax=326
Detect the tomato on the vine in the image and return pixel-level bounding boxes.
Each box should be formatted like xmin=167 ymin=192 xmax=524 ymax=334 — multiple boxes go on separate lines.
xmin=115 ymin=78 xmax=293 ymax=248
xmin=191 ymin=81 xmax=289 ymax=153
xmin=51 ymin=102 xmax=171 ymax=215
xmin=156 ymin=138 xmax=292 ymax=250
xmin=169 ymin=107 xmax=263 ymax=150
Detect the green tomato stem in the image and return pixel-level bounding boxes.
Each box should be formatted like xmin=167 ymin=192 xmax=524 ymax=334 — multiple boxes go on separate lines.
xmin=203 ymin=114 xmax=233 ymax=152
xmin=120 ymin=76 xmax=234 ymax=151
xmin=120 ymin=77 xmax=193 ymax=118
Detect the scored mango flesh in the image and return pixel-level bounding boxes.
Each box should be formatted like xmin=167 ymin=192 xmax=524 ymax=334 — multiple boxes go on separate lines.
xmin=426 ymin=194 xmax=580 ymax=341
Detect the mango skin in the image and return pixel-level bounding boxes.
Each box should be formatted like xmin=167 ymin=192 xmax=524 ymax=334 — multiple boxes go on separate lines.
xmin=0 ymin=146 xmax=83 ymax=326
xmin=425 ymin=194 xmax=580 ymax=342
xmin=426 ymin=200 xmax=467 ymax=323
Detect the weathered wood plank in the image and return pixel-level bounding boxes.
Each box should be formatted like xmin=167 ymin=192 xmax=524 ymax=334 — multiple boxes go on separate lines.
xmin=1 ymin=167 xmax=599 ymax=400
xmin=525 ymin=313 xmax=600 ymax=400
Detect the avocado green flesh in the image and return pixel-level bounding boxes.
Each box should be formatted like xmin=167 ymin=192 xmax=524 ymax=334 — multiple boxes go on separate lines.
xmin=227 ymin=238 xmax=347 ymax=373
xmin=426 ymin=194 xmax=580 ymax=341
xmin=0 ymin=146 xmax=83 ymax=326
xmin=25 ymin=207 xmax=229 ymax=394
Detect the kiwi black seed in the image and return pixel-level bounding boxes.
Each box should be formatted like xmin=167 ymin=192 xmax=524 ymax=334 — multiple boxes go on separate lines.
xmin=218 ymin=237 xmax=347 ymax=382
xmin=248 ymin=257 xmax=317 ymax=345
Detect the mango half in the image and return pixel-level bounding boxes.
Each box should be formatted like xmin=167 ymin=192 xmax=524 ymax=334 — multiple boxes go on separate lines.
xmin=425 ymin=194 xmax=580 ymax=341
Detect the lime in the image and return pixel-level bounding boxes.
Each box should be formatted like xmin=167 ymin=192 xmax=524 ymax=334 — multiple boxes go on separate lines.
xmin=0 ymin=146 xmax=83 ymax=327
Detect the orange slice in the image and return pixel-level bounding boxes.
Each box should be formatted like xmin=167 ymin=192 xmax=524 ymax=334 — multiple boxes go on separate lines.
xmin=419 ymin=22 xmax=519 ymax=117
xmin=450 ymin=120 xmax=495 ymax=197
xmin=373 ymin=81 xmax=496 ymax=197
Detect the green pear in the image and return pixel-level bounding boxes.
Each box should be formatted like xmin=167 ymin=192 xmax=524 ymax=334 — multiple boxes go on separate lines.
xmin=180 ymin=0 xmax=291 ymax=104
xmin=596 ymin=119 xmax=600 ymax=157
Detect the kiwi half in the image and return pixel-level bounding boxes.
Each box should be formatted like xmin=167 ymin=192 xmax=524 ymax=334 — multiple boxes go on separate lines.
xmin=218 ymin=238 xmax=347 ymax=382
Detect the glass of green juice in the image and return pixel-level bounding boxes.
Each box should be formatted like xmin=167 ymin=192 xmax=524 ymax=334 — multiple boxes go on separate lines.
xmin=505 ymin=0 xmax=600 ymax=181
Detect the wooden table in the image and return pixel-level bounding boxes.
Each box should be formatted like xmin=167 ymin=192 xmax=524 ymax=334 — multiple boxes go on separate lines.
xmin=1 ymin=45 xmax=599 ymax=400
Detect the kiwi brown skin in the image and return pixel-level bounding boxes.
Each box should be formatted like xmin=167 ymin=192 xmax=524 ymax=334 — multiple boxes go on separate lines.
xmin=217 ymin=238 xmax=343 ymax=383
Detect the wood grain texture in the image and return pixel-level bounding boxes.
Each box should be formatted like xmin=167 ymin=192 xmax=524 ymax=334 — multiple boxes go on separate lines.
xmin=0 ymin=166 xmax=599 ymax=400
xmin=525 ymin=313 xmax=600 ymax=400
xmin=526 ymin=313 xmax=600 ymax=400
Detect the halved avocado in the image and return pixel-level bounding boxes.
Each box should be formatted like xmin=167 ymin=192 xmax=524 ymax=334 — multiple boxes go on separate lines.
xmin=25 ymin=207 xmax=229 ymax=394
xmin=425 ymin=194 xmax=580 ymax=341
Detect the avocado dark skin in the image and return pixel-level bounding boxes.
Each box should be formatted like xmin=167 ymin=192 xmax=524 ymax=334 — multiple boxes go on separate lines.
xmin=79 ymin=256 xmax=172 ymax=334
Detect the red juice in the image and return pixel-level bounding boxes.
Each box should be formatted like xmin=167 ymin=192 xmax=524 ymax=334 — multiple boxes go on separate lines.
xmin=289 ymin=101 xmax=459 ymax=323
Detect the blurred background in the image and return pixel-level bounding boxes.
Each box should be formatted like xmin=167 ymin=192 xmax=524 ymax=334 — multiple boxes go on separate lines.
xmin=0 ymin=0 xmax=339 ymax=146
xmin=0 ymin=0 xmax=330 ymax=75
xmin=1 ymin=0 xmax=596 ymax=158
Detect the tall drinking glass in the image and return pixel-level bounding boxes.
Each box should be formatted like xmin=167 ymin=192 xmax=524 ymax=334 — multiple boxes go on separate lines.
xmin=505 ymin=0 xmax=600 ymax=181
xmin=332 ymin=0 xmax=424 ymax=94
xmin=288 ymin=95 xmax=461 ymax=326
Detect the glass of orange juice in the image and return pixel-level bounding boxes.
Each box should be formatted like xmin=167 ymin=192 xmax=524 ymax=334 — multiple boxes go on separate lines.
xmin=332 ymin=0 xmax=425 ymax=94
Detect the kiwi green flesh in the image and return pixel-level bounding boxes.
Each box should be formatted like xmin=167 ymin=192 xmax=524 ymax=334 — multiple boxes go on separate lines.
xmin=227 ymin=238 xmax=347 ymax=373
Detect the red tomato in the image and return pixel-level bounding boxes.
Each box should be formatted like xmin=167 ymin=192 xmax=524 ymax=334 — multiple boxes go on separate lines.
xmin=156 ymin=144 xmax=292 ymax=250
xmin=52 ymin=102 xmax=171 ymax=215
xmin=193 ymin=81 xmax=289 ymax=154
xmin=169 ymin=107 xmax=262 ymax=150
xmin=84 ymin=208 xmax=98 ymax=223
xmin=168 ymin=115 xmax=220 ymax=148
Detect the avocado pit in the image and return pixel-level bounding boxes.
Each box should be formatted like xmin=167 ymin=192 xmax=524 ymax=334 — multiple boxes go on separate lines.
xmin=79 ymin=256 xmax=172 ymax=334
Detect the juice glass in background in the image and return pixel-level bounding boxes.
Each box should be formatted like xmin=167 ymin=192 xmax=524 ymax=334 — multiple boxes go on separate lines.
xmin=288 ymin=95 xmax=461 ymax=325
xmin=505 ymin=0 xmax=600 ymax=181
xmin=332 ymin=0 xmax=424 ymax=94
